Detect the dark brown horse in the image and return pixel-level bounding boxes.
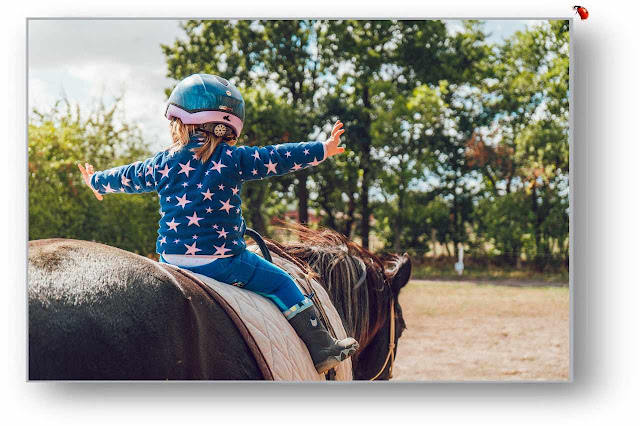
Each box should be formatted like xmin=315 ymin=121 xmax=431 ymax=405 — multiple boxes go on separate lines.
xmin=28 ymin=226 xmax=410 ymax=380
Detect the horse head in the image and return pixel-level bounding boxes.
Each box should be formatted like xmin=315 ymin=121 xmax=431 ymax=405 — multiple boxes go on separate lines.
xmin=265 ymin=224 xmax=411 ymax=381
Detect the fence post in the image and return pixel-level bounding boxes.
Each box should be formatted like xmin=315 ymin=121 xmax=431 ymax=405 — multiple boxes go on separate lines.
xmin=454 ymin=244 xmax=464 ymax=276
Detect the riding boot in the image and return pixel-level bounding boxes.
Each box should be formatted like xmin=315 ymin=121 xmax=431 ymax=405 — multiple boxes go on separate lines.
xmin=288 ymin=304 xmax=359 ymax=374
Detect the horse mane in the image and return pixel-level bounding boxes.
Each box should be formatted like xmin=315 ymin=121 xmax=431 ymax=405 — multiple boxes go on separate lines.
xmin=264 ymin=222 xmax=392 ymax=352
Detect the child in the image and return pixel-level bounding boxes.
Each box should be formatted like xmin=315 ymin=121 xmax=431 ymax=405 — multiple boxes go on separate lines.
xmin=78 ymin=73 xmax=358 ymax=374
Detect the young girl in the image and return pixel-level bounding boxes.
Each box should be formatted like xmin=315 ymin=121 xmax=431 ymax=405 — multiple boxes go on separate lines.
xmin=78 ymin=73 xmax=358 ymax=374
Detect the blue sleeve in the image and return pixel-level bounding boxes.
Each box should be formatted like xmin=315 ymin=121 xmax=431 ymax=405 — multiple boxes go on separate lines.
xmin=230 ymin=141 xmax=327 ymax=181
xmin=90 ymin=153 xmax=162 ymax=195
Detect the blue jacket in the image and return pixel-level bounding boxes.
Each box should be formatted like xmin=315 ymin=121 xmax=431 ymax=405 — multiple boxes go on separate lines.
xmin=90 ymin=134 xmax=327 ymax=257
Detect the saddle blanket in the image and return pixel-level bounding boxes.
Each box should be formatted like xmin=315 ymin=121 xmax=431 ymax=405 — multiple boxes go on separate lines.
xmin=166 ymin=247 xmax=353 ymax=381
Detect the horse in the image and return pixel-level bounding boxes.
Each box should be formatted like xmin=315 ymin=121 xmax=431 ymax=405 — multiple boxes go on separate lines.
xmin=28 ymin=225 xmax=411 ymax=380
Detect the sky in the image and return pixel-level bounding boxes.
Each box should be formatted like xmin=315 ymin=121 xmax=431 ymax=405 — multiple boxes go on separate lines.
xmin=28 ymin=19 xmax=538 ymax=151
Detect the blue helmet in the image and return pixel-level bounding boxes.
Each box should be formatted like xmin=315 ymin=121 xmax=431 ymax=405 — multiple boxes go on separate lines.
xmin=165 ymin=74 xmax=245 ymax=139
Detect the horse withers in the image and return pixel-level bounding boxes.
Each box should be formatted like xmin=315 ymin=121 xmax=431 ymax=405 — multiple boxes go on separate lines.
xmin=28 ymin=228 xmax=411 ymax=380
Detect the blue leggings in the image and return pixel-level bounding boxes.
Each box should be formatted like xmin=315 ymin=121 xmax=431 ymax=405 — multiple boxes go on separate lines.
xmin=160 ymin=249 xmax=311 ymax=319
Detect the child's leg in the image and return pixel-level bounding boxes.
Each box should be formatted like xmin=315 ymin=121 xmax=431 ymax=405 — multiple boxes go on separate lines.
xmin=237 ymin=250 xmax=313 ymax=319
xmin=238 ymin=250 xmax=359 ymax=373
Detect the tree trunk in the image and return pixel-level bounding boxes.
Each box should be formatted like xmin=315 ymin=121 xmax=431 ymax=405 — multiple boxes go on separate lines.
xmin=393 ymin=192 xmax=405 ymax=253
xmin=318 ymin=183 xmax=337 ymax=230
xmin=531 ymin=184 xmax=544 ymax=271
xmin=296 ymin=170 xmax=309 ymax=224
xmin=360 ymin=84 xmax=372 ymax=249
xmin=246 ymin=183 xmax=268 ymax=236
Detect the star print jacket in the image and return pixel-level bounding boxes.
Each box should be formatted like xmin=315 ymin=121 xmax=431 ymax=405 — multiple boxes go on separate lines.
xmin=90 ymin=136 xmax=328 ymax=257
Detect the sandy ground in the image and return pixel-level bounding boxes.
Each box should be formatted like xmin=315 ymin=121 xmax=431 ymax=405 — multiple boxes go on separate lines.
xmin=392 ymin=280 xmax=570 ymax=381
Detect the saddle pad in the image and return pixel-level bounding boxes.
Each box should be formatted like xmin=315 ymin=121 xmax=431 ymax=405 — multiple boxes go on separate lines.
xmin=167 ymin=248 xmax=353 ymax=381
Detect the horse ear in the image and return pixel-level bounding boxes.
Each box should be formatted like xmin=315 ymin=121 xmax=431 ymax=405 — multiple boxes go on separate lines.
xmin=387 ymin=253 xmax=411 ymax=295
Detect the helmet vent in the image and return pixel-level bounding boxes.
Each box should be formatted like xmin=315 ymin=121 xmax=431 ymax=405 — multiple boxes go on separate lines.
xmin=214 ymin=76 xmax=230 ymax=86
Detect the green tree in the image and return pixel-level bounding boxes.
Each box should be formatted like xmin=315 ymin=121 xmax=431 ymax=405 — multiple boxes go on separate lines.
xmin=162 ymin=20 xmax=327 ymax=229
xmin=480 ymin=21 xmax=570 ymax=268
xmin=29 ymin=99 xmax=159 ymax=255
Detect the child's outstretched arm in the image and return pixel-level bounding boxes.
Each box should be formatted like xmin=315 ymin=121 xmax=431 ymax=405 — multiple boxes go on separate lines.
xmin=231 ymin=120 xmax=345 ymax=181
xmin=78 ymin=154 xmax=162 ymax=198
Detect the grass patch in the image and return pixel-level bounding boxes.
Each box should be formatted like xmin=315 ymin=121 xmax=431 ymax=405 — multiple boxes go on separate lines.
xmin=411 ymin=263 xmax=569 ymax=284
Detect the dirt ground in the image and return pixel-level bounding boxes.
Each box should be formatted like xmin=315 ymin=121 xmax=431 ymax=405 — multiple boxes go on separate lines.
xmin=392 ymin=280 xmax=570 ymax=381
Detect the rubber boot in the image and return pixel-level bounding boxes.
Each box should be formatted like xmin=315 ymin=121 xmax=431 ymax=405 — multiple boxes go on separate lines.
xmin=288 ymin=304 xmax=359 ymax=374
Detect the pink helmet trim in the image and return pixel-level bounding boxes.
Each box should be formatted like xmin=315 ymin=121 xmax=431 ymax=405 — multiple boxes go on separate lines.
xmin=166 ymin=104 xmax=244 ymax=137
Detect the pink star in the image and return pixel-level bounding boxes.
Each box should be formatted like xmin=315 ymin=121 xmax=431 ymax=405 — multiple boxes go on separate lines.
xmin=184 ymin=242 xmax=201 ymax=256
xmin=231 ymin=186 xmax=239 ymax=195
xmin=121 ymin=175 xmax=131 ymax=187
xmin=135 ymin=185 xmax=141 ymax=190
xmin=233 ymin=225 xmax=239 ymax=231
xmin=174 ymin=239 xmax=180 ymax=244
xmin=175 ymin=193 xmax=191 ymax=209
xmin=212 ymin=224 xmax=219 ymax=229
xmin=166 ymin=218 xmax=180 ymax=232
xmin=178 ymin=160 xmax=195 ymax=177
xmin=218 ymin=184 xmax=225 ymax=191
xmin=217 ymin=228 xmax=229 ymax=239
xmin=159 ymin=236 xmax=166 ymax=245
xmin=182 ymin=182 xmax=188 ymax=188
xmin=159 ymin=210 xmax=165 ymax=217
xmin=210 ymin=159 xmax=227 ymax=173
xmin=166 ymin=196 xmax=171 ymax=201
xmin=102 ymin=183 xmax=116 ymax=193
xmin=285 ymin=151 xmax=291 ymax=158
xmin=201 ymin=188 xmax=214 ymax=201
xmin=197 ymin=183 xmax=203 ymax=189
xmin=264 ymin=159 xmax=278 ymax=174
xmin=251 ymin=169 xmax=258 ymax=175
xmin=291 ymin=162 xmax=303 ymax=171
xmin=213 ymin=243 xmax=231 ymax=256
xmin=226 ymin=149 xmax=233 ymax=156
xmin=233 ymin=240 xmax=238 ymax=245
xmin=270 ymin=150 xmax=274 ymax=155
xmin=158 ymin=164 xmax=172 ymax=179
xmin=108 ymin=168 xmax=118 ymax=176
xmin=186 ymin=211 xmax=204 ymax=226
xmin=219 ymin=199 xmax=233 ymax=214
xmin=205 ymin=207 xmax=213 ymax=213
xmin=236 ymin=208 xmax=240 ymax=213
xmin=252 ymin=150 xmax=261 ymax=160
xmin=146 ymin=165 xmax=154 ymax=176
xmin=308 ymin=157 xmax=322 ymax=167
xmin=303 ymin=149 xmax=310 ymax=155
xmin=192 ymin=234 xmax=198 ymax=239
xmin=120 ymin=188 xmax=126 ymax=192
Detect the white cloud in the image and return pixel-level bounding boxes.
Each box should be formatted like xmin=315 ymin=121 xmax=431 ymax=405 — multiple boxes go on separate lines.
xmin=28 ymin=77 xmax=58 ymax=113
xmin=29 ymin=19 xmax=184 ymax=150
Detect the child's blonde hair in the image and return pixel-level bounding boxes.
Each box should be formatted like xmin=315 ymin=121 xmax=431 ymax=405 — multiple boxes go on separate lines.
xmin=168 ymin=118 xmax=236 ymax=163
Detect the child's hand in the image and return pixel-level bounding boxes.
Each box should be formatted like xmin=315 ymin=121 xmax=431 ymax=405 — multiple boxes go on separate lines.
xmin=77 ymin=163 xmax=103 ymax=201
xmin=324 ymin=120 xmax=346 ymax=158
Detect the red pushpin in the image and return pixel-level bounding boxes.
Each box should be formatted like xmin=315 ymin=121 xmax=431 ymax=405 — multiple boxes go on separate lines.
xmin=573 ymin=5 xmax=589 ymax=20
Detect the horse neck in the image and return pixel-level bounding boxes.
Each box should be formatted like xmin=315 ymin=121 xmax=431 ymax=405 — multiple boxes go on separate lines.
xmin=315 ymin=260 xmax=390 ymax=352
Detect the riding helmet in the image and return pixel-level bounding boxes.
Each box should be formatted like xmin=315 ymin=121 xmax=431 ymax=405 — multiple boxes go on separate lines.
xmin=165 ymin=73 xmax=245 ymax=139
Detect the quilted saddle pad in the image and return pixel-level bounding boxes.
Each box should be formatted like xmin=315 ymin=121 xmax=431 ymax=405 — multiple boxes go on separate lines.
xmin=165 ymin=247 xmax=353 ymax=381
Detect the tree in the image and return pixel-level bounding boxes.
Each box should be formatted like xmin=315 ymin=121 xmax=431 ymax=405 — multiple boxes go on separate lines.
xmin=29 ymin=99 xmax=159 ymax=255
xmin=162 ymin=20 xmax=325 ymax=227
xmin=481 ymin=21 xmax=570 ymax=268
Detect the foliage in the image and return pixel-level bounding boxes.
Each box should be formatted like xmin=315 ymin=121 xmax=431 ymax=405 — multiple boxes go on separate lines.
xmin=28 ymin=99 xmax=159 ymax=255
xmin=30 ymin=20 xmax=570 ymax=275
